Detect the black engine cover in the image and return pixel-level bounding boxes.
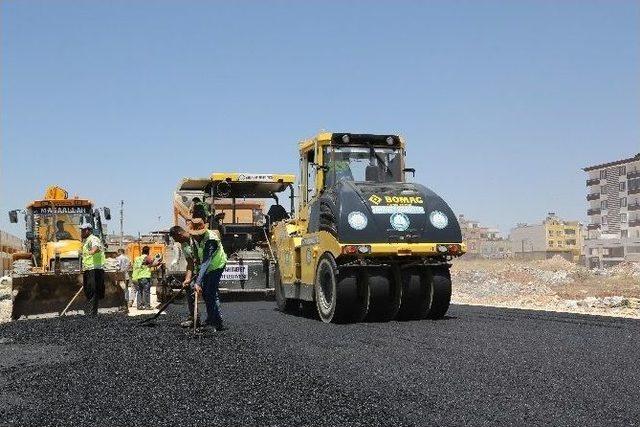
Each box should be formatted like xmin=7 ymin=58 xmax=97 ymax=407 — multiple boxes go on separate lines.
xmin=318 ymin=181 xmax=462 ymax=244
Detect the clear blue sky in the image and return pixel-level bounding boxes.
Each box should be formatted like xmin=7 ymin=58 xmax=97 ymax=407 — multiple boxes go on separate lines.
xmin=2 ymin=0 xmax=638 ymax=237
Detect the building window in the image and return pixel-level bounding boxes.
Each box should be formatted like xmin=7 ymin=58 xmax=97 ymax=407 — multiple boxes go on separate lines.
xmin=601 ymin=200 xmax=608 ymax=210
xmin=548 ymin=230 xmax=553 ymax=236
xmin=621 ymin=230 xmax=628 ymax=238
xmin=621 ymin=197 xmax=627 ymax=207
xmin=630 ymin=178 xmax=640 ymax=192
xmin=548 ymin=240 xmax=554 ymax=246
xmin=600 ymin=169 xmax=608 ymax=179
xmin=602 ymin=216 xmax=608 ymax=225
xmin=619 ymin=166 xmax=627 ymax=175
xmin=621 ymin=213 xmax=628 ymax=223
xmin=620 ymin=182 xmax=626 ymax=191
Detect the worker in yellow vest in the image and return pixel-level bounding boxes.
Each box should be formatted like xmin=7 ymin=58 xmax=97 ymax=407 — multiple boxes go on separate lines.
xmin=190 ymin=218 xmax=227 ymax=331
xmin=132 ymin=245 xmax=162 ymax=310
xmin=80 ymin=223 xmax=106 ymax=317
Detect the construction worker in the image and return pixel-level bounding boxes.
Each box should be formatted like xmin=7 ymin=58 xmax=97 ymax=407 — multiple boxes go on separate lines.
xmin=169 ymin=225 xmax=199 ymax=327
xmin=80 ymin=223 xmax=105 ymax=317
xmin=132 ymin=246 xmax=162 ymax=310
xmin=115 ymin=249 xmax=133 ymax=307
xmin=189 ymin=218 xmax=227 ymax=331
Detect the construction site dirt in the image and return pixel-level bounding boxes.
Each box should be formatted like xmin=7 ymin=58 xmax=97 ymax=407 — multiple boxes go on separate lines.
xmin=1 ymin=301 xmax=639 ymax=426
xmin=452 ymin=257 xmax=640 ymax=318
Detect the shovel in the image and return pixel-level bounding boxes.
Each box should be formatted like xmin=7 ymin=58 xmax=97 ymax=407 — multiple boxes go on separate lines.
xmin=138 ymin=283 xmax=185 ymax=326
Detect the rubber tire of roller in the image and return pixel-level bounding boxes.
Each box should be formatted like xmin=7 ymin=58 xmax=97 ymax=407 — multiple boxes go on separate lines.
xmin=425 ymin=267 xmax=452 ymax=320
xmin=396 ymin=267 xmax=431 ymax=320
xmin=274 ymin=264 xmax=298 ymax=313
xmin=364 ymin=268 xmax=401 ymax=322
xmin=314 ymin=253 xmax=365 ymax=323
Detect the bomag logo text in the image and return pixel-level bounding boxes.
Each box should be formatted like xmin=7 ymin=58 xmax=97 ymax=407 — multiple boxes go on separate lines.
xmin=384 ymin=196 xmax=423 ymax=205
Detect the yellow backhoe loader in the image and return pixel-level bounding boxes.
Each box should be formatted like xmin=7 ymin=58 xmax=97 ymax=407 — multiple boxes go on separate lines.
xmin=5 ymin=186 xmax=124 ymax=320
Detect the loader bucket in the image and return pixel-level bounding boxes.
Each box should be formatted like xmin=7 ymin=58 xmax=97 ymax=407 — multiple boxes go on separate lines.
xmin=11 ymin=272 xmax=126 ymax=320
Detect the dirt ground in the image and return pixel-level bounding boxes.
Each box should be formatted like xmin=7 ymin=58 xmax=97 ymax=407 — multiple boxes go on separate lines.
xmin=451 ymin=256 xmax=640 ymax=319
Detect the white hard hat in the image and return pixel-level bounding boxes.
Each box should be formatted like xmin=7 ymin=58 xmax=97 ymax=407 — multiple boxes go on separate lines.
xmin=80 ymin=223 xmax=93 ymax=230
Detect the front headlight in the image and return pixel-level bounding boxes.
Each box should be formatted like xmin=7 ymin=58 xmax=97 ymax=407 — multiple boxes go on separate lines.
xmin=430 ymin=210 xmax=449 ymax=229
xmin=347 ymin=211 xmax=368 ymax=230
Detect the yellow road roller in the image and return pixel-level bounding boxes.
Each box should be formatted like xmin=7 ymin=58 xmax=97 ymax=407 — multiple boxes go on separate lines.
xmin=271 ymin=132 xmax=465 ymax=323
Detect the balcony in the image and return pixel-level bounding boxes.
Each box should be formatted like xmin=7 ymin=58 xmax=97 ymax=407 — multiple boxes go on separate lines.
xmin=586 ymin=178 xmax=600 ymax=186
xmin=628 ymin=170 xmax=640 ymax=179
xmin=628 ymin=203 xmax=640 ymax=211
xmin=630 ymin=219 xmax=640 ymax=228
xmin=629 ymin=188 xmax=640 ymax=195
xmin=586 ymin=193 xmax=600 ymax=201
xmin=587 ymin=223 xmax=601 ymax=230
xmin=587 ymin=208 xmax=601 ymax=216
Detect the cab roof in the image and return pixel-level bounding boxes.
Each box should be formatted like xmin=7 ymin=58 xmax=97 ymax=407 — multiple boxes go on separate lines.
xmin=299 ymin=132 xmax=405 ymax=153
xmin=177 ymin=172 xmax=295 ymax=199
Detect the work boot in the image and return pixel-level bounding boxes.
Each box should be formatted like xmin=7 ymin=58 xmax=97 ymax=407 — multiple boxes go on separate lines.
xmin=180 ymin=317 xmax=200 ymax=328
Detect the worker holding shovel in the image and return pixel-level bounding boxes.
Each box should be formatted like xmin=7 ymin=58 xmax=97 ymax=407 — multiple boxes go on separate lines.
xmin=189 ymin=218 xmax=227 ymax=332
xmin=169 ymin=225 xmax=200 ymax=328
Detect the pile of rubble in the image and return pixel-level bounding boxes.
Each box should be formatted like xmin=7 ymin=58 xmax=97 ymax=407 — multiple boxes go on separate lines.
xmin=451 ymin=256 xmax=640 ymax=318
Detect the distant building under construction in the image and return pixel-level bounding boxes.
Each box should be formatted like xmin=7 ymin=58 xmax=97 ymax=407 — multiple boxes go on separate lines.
xmin=510 ymin=213 xmax=583 ymax=262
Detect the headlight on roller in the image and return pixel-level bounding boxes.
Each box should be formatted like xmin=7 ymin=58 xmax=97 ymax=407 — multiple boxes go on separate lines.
xmin=429 ymin=210 xmax=449 ymax=229
xmin=347 ymin=211 xmax=368 ymax=230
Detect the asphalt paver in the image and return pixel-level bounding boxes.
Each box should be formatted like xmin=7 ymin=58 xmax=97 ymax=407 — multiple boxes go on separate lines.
xmin=0 ymin=302 xmax=638 ymax=426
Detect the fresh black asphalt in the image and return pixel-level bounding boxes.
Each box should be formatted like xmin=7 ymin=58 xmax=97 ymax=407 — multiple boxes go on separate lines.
xmin=0 ymin=301 xmax=638 ymax=426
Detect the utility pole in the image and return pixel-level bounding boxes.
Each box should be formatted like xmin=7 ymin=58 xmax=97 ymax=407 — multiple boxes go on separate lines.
xmin=120 ymin=200 xmax=124 ymax=251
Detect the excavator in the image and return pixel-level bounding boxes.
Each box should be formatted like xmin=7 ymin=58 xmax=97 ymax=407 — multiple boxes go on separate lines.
xmin=4 ymin=186 xmax=125 ymax=320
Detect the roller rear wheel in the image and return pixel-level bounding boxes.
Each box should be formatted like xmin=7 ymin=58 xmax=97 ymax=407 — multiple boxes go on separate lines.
xmin=314 ymin=254 xmax=368 ymax=323
xmin=397 ymin=267 xmax=431 ymax=320
xmin=425 ymin=267 xmax=452 ymax=319
xmin=364 ymin=267 xmax=402 ymax=322
xmin=275 ymin=264 xmax=297 ymax=313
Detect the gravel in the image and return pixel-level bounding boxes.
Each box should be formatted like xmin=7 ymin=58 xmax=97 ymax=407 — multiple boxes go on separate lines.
xmin=1 ymin=301 xmax=639 ymax=426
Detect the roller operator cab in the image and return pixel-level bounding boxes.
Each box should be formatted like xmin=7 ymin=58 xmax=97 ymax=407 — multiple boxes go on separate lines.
xmin=272 ymin=132 xmax=466 ymax=323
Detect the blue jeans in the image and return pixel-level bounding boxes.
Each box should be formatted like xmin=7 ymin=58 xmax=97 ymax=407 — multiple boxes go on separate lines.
xmin=201 ymin=268 xmax=224 ymax=327
xmin=136 ymin=278 xmax=151 ymax=308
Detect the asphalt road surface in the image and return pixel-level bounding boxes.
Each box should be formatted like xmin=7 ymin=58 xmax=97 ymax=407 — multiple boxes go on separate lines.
xmin=0 ymin=301 xmax=638 ymax=426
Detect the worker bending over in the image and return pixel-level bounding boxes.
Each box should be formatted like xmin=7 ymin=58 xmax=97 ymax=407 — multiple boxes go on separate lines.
xmin=80 ymin=223 xmax=105 ymax=317
xmin=189 ymin=218 xmax=227 ymax=331
xmin=168 ymin=225 xmax=199 ymax=328
xmin=132 ymin=246 xmax=162 ymax=310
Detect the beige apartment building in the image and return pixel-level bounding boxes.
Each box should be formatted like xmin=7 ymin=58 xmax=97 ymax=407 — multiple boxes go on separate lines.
xmin=458 ymin=215 xmax=510 ymax=259
xmin=583 ymin=153 xmax=640 ymax=267
xmin=510 ymin=213 xmax=584 ymax=262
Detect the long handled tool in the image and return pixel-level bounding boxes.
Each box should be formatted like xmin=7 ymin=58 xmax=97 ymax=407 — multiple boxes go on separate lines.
xmin=193 ymin=289 xmax=199 ymax=333
xmin=60 ymin=286 xmax=84 ymax=317
xmin=138 ymin=285 xmax=185 ymax=325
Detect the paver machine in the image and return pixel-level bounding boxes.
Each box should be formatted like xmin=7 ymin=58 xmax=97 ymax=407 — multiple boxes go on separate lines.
xmin=168 ymin=173 xmax=295 ymax=298
xmin=5 ymin=186 xmax=124 ymax=319
xmin=272 ymin=132 xmax=466 ymax=323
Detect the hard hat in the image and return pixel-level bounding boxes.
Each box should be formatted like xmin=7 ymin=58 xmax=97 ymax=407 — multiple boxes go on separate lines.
xmin=80 ymin=223 xmax=93 ymax=230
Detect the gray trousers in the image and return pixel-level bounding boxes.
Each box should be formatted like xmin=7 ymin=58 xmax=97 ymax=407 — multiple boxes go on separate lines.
xmin=135 ymin=278 xmax=151 ymax=308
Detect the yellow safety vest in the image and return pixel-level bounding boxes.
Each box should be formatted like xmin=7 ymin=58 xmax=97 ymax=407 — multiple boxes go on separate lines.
xmin=82 ymin=234 xmax=105 ymax=270
xmin=196 ymin=230 xmax=227 ymax=273
xmin=132 ymin=255 xmax=152 ymax=281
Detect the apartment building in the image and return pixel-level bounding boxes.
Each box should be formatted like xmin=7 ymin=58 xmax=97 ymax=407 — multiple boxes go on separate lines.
xmin=458 ymin=215 xmax=510 ymax=259
xmin=510 ymin=213 xmax=584 ymax=262
xmin=583 ymin=153 xmax=640 ymax=267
